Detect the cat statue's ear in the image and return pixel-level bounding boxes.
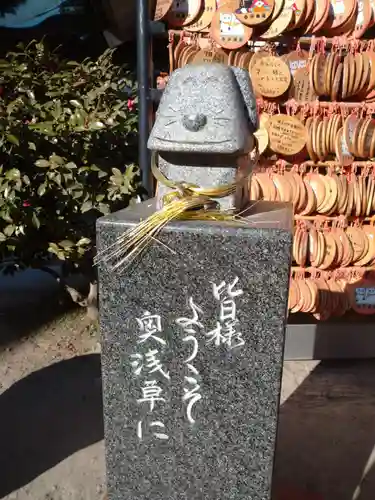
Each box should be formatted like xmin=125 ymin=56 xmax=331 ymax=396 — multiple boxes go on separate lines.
xmin=230 ymin=66 xmax=258 ymax=134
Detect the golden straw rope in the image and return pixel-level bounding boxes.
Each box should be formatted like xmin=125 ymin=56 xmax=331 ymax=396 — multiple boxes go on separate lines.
xmin=95 ymin=147 xmax=258 ymax=271
xmin=150 ymin=152 xmax=237 ymax=198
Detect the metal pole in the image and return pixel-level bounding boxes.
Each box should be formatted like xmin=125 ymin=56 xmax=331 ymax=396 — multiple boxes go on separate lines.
xmin=136 ymin=0 xmax=153 ymax=198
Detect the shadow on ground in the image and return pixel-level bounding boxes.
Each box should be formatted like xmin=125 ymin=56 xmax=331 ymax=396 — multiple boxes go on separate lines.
xmin=2 ymin=355 xmax=375 ymax=499
xmin=0 ymin=300 xmax=76 ymax=349
xmin=275 ymin=360 xmax=375 ymax=500
xmin=0 ymin=354 xmax=103 ymax=498
xmin=0 ymin=267 xmax=87 ymax=348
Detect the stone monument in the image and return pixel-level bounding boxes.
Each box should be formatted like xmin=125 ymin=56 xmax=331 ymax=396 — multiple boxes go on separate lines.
xmin=97 ymin=64 xmax=293 ymax=500
xmin=151 ymin=64 xmax=258 ymax=211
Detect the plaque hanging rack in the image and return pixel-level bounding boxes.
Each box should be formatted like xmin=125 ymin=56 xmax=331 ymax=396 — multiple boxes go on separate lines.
xmin=141 ymin=4 xmax=375 ymax=361
xmin=166 ymin=30 xmax=375 ymax=50
xmin=294 ymin=214 xmax=375 ymax=221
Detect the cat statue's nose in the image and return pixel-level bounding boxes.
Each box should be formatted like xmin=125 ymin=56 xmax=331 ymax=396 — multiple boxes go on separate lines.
xmin=182 ymin=113 xmax=207 ymax=132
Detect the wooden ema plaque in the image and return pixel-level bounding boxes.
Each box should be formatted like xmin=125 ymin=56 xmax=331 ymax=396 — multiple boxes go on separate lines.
xmin=211 ymin=6 xmax=252 ymax=48
xmin=234 ymin=0 xmax=275 ymax=26
xmin=154 ymin=0 xmax=174 ymax=21
xmin=335 ymin=127 xmax=354 ymax=166
xmin=329 ymin=0 xmax=356 ymax=30
xmin=292 ymin=68 xmax=317 ymax=101
xmin=347 ymin=277 xmax=375 ymax=315
xmin=268 ymin=114 xmax=307 ymax=155
xmin=260 ymin=0 xmax=294 ymax=39
xmin=353 ymin=0 xmax=372 ymax=38
xmin=283 ymin=50 xmax=309 ymax=76
xmin=162 ymin=0 xmax=375 ymax=37
xmin=305 ymin=51 xmax=375 ymax=101
xmin=251 ymin=56 xmax=291 ymax=98
xmin=159 ymin=0 xmax=375 ymax=324
xmin=254 ymin=127 xmax=269 ymax=154
xmin=185 ymin=0 xmax=216 ymax=31
xmin=167 ymin=0 xmax=202 ymax=26
xmin=192 ymin=47 xmax=229 ymax=64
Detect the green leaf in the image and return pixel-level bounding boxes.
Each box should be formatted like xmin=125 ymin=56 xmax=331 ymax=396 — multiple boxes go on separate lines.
xmin=59 ymin=240 xmax=74 ymax=249
xmin=28 ymin=142 xmax=37 ymax=151
xmin=35 ymin=159 xmax=50 ymax=168
xmin=47 ymin=91 xmax=63 ymax=98
xmin=0 ymin=232 xmax=6 ymax=242
xmin=57 ymin=251 xmax=66 ymax=261
xmin=112 ymin=167 xmax=122 ymax=177
xmin=7 ymin=100 xmax=20 ymax=114
xmin=37 ymin=183 xmax=46 ymax=196
xmin=89 ymin=121 xmax=105 ymax=131
xmin=54 ymin=173 xmax=62 ymax=186
xmin=48 ymin=243 xmax=60 ymax=255
xmin=77 ymin=237 xmax=91 ymax=246
xmin=98 ymin=203 xmax=110 ymax=215
xmin=63 ymin=173 xmax=73 ymax=182
xmin=49 ymin=154 xmax=64 ymax=165
xmin=29 ymin=122 xmax=56 ymax=136
xmin=5 ymin=169 xmax=21 ymax=180
xmin=69 ymin=99 xmax=82 ymax=108
xmin=81 ymin=201 xmax=92 ymax=213
xmin=4 ymin=224 xmax=15 ymax=236
xmin=72 ymin=190 xmax=83 ymax=199
xmin=113 ymin=101 xmax=125 ymax=111
xmin=7 ymin=134 xmax=19 ymax=146
xmin=68 ymin=109 xmax=86 ymax=128
xmin=1 ymin=212 xmax=13 ymax=223
xmin=32 ymin=212 xmax=40 ymax=229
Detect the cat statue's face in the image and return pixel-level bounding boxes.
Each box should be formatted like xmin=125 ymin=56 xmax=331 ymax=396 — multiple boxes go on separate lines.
xmin=148 ymin=64 xmax=257 ymax=155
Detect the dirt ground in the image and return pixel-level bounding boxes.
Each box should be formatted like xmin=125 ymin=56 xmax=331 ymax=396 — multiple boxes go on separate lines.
xmin=1 ymin=298 xmax=375 ymax=500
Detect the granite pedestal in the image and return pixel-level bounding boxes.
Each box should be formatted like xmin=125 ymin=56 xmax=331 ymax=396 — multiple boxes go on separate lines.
xmin=97 ymin=200 xmax=293 ymax=500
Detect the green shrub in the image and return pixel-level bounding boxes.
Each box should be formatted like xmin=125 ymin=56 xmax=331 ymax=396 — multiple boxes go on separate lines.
xmin=0 ymin=41 xmax=140 ymax=262
xmin=0 ymin=40 xmax=140 ymax=315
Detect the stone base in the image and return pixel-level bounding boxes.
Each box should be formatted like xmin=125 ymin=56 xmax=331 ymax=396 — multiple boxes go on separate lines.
xmin=97 ymin=200 xmax=293 ymax=500
xmin=156 ymin=152 xmax=253 ymax=211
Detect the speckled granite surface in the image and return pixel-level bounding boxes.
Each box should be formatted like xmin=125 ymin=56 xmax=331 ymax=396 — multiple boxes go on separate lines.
xmin=155 ymin=152 xmax=251 ymax=212
xmin=148 ymin=64 xmax=257 ymax=154
xmin=97 ymin=200 xmax=292 ymax=500
xmin=148 ymin=64 xmax=257 ymax=212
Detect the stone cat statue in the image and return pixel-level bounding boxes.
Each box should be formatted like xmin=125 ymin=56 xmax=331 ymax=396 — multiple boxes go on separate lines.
xmin=147 ymin=63 xmax=258 ymax=211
